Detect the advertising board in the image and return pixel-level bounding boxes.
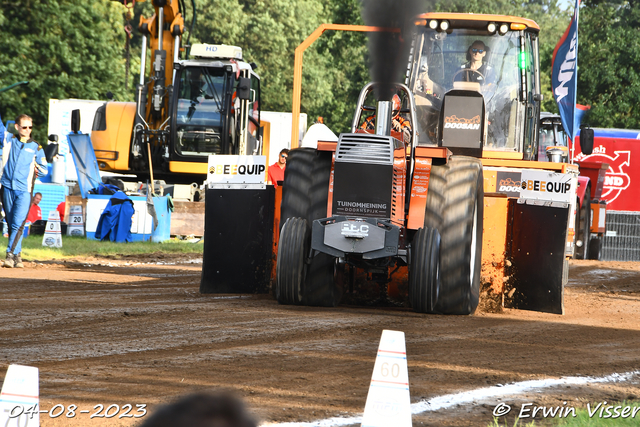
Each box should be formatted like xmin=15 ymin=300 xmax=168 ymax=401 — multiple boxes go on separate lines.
xmin=575 ymin=128 xmax=640 ymax=212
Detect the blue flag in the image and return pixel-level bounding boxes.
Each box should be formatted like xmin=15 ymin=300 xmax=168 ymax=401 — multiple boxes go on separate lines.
xmin=552 ymin=0 xmax=581 ymax=142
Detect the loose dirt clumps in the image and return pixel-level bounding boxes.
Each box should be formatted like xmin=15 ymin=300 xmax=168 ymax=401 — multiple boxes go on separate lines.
xmin=1 ymin=257 xmax=640 ymax=426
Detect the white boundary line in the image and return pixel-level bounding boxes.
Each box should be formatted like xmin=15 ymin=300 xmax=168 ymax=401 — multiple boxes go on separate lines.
xmin=262 ymin=371 xmax=640 ymax=427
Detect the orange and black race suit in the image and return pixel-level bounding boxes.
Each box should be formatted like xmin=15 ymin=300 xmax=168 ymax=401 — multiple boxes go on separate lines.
xmin=361 ymin=114 xmax=412 ymax=143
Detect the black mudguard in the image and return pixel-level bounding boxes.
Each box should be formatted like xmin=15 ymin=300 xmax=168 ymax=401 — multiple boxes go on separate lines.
xmin=505 ymin=202 xmax=569 ymax=314
xmin=200 ymin=187 xmax=275 ymax=294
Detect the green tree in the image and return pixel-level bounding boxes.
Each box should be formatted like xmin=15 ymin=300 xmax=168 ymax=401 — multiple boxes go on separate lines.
xmin=577 ymin=0 xmax=640 ymax=128
xmin=0 ymin=0 xmax=131 ymax=143
xmin=308 ymin=0 xmax=370 ymax=133
xmin=193 ymin=0 xmax=335 ymax=139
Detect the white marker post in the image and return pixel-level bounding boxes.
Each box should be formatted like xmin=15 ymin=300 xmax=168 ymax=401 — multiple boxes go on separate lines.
xmin=361 ymin=330 xmax=411 ymax=427
xmin=0 ymin=364 xmax=40 ymax=427
xmin=42 ymin=210 xmax=62 ymax=248
xmin=67 ymin=205 xmax=85 ymax=237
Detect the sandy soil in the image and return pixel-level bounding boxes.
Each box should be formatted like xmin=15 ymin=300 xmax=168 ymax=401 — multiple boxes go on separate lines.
xmin=1 ymin=255 xmax=639 ymax=426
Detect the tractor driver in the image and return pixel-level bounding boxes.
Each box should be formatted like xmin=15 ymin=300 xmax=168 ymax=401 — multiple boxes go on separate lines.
xmin=455 ymin=40 xmax=495 ymax=85
xmin=361 ymin=94 xmax=412 ymax=144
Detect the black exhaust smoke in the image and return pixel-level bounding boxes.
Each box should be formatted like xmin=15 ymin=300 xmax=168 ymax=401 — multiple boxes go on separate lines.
xmin=361 ymin=0 xmax=424 ymax=101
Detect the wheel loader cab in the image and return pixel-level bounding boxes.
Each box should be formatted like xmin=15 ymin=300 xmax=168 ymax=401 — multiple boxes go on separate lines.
xmin=408 ymin=18 xmax=541 ymax=157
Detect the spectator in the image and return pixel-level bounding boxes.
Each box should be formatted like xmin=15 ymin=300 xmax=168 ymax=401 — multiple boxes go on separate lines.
xmin=57 ymin=201 xmax=66 ymax=222
xmin=26 ymin=192 xmax=42 ymax=224
xmin=267 ymin=148 xmax=289 ymax=187
xmin=0 ymin=113 xmax=48 ymax=268
xmin=138 ymin=391 xmax=257 ymax=427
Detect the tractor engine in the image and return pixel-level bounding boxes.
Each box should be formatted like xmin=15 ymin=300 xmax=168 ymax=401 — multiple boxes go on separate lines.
xmin=311 ymin=100 xmax=407 ymax=261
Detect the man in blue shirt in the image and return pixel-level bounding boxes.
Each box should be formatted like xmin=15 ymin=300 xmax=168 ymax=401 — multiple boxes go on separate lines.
xmin=0 ymin=113 xmax=48 ymax=268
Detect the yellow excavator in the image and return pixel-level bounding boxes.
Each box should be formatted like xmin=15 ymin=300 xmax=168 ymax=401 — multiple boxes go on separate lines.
xmin=91 ymin=0 xmax=262 ymax=185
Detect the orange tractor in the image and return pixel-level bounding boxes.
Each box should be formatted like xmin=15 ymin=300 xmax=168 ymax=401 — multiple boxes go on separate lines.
xmin=275 ymin=13 xmax=581 ymax=315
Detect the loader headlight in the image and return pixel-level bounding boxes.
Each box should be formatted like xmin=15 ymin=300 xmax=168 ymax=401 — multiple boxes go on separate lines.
xmin=499 ymin=23 xmax=509 ymax=35
xmin=487 ymin=22 xmax=497 ymax=33
xmin=428 ymin=20 xmax=438 ymax=30
xmin=439 ymin=20 xmax=450 ymax=31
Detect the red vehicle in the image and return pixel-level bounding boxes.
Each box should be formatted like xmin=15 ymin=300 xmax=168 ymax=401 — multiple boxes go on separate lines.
xmin=575 ymin=127 xmax=640 ymax=212
xmin=539 ymin=113 xmax=606 ymax=259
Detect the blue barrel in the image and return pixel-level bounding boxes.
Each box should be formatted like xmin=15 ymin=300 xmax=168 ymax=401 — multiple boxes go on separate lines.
xmin=151 ymin=196 xmax=171 ymax=242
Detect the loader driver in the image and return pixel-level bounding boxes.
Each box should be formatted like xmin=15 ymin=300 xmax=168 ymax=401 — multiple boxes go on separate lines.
xmin=455 ymin=40 xmax=495 ymax=85
xmin=360 ymin=94 xmax=412 ymax=144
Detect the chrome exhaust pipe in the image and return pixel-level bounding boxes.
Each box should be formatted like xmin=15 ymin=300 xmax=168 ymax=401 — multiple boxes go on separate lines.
xmin=375 ymin=100 xmax=392 ymax=136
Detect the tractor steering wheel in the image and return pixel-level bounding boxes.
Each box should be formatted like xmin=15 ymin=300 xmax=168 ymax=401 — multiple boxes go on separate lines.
xmin=452 ymin=68 xmax=485 ymax=85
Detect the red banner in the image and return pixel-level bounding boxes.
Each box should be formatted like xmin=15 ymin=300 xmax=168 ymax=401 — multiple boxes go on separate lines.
xmin=575 ymin=130 xmax=640 ymax=212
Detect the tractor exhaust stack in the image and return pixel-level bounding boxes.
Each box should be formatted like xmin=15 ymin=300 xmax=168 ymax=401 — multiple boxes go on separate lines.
xmin=375 ymin=100 xmax=393 ymax=136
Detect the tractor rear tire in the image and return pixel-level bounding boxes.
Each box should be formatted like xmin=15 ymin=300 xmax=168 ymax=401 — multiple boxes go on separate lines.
xmin=424 ymin=156 xmax=483 ymax=315
xmin=409 ymin=227 xmax=441 ymax=313
xmin=278 ymin=148 xmax=339 ymax=307
xmin=276 ymin=217 xmax=308 ymax=305
xmin=280 ymin=149 xmax=315 ymax=228
xmin=574 ymin=189 xmax=591 ymax=259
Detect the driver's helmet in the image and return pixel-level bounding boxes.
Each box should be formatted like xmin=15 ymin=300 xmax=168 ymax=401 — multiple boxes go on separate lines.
xmin=392 ymin=94 xmax=401 ymax=115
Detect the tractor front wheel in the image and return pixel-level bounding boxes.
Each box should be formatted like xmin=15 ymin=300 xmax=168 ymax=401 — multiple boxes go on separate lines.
xmin=409 ymin=227 xmax=441 ymax=313
xmin=275 ymin=217 xmax=308 ymax=305
xmin=278 ymin=149 xmax=339 ymax=307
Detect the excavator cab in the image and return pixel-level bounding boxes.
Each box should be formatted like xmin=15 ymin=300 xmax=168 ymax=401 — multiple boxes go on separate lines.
xmin=92 ymin=43 xmax=261 ymax=182
xmin=166 ymin=48 xmax=261 ymax=176
xmin=171 ymin=63 xmax=260 ymax=159
xmin=173 ymin=65 xmax=227 ymax=156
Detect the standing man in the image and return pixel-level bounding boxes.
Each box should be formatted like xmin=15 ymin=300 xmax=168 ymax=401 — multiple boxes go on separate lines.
xmin=0 ymin=114 xmax=48 ymax=268
xmin=267 ymin=148 xmax=289 ymax=187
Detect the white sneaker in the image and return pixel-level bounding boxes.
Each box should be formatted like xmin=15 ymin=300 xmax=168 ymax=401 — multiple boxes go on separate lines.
xmin=4 ymin=253 xmax=14 ymax=268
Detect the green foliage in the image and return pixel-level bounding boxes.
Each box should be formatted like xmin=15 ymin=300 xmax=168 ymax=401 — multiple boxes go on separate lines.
xmin=1 ymin=0 xmax=637 ymax=145
xmin=578 ymin=0 xmax=640 ymax=128
xmin=0 ymin=0 xmax=132 ymax=143
xmin=554 ymin=401 xmax=640 ymax=426
xmin=310 ymin=0 xmax=369 ymax=133
xmin=487 ymin=416 xmax=538 ymax=426
xmin=191 ymin=0 xmax=340 ymax=134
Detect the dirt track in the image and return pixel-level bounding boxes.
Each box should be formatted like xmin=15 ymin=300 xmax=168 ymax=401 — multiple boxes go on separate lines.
xmin=1 ymin=255 xmax=640 ymax=426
